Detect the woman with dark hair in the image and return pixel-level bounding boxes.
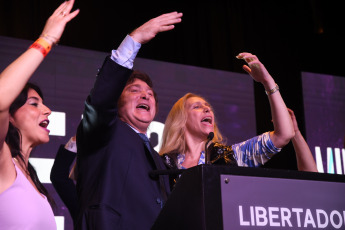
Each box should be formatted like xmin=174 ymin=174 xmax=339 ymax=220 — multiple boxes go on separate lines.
xmin=159 ymin=52 xmax=295 ymax=186
xmin=6 ymin=83 xmax=54 ymax=201
xmin=0 ymin=1 xmax=79 ymax=229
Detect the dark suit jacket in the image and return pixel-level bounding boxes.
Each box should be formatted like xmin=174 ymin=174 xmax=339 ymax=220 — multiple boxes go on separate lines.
xmin=50 ymin=145 xmax=78 ymax=224
xmin=75 ymin=56 xmax=170 ymax=230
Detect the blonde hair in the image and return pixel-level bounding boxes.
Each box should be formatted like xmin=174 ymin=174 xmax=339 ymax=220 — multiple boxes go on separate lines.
xmin=159 ymin=93 xmax=224 ymax=155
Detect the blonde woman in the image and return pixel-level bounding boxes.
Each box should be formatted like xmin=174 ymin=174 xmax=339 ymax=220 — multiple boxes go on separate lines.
xmin=160 ymin=52 xmax=295 ymax=186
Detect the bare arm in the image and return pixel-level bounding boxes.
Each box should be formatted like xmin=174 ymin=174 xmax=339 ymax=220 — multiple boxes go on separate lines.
xmin=288 ymin=109 xmax=318 ymax=172
xmin=0 ymin=0 xmax=79 ymax=192
xmin=0 ymin=0 xmax=79 ymax=145
xmin=236 ymin=52 xmax=294 ymax=148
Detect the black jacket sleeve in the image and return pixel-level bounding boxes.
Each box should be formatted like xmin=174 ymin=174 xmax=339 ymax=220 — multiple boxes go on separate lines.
xmin=50 ymin=145 xmax=78 ymax=224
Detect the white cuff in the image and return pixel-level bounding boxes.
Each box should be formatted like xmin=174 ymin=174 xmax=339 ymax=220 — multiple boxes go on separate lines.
xmin=64 ymin=137 xmax=77 ymax=153
xmin=111 ymin=35 xmax=141 ymax=69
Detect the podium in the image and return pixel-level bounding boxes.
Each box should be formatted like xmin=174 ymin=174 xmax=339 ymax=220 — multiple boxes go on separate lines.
xmin=152 ymin=165 xmax=345 ymax=230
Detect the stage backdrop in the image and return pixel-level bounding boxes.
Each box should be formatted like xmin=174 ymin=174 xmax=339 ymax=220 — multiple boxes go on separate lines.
xmin=0 ymin=35 xmax=256 ymax=230
xmin=302 ymin=72 xmax=345 ymax=175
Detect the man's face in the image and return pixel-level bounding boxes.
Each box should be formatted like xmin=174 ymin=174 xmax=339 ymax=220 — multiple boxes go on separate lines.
xmin=118 ymin=79 xmax=156 ymax=133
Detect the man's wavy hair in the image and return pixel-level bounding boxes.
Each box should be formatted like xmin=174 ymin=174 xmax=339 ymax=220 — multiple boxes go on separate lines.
xmin=118 ymin=70 xmax=158 ymax=110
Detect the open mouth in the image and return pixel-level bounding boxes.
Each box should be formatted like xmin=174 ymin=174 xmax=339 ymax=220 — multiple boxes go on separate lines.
xmin=39 ymin=119 xmax=50 ymax=129
xmin=201 ymin=116 xmax=212 ymax=125
xmin=136 ymin=104 xmax=150 ymax=111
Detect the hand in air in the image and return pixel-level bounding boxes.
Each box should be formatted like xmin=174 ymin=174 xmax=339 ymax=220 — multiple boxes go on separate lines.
xmin=130 ymin=12 xmax=183 ymax=44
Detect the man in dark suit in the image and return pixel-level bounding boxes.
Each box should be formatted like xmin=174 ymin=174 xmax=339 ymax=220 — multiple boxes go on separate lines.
xmin=75 ymin=12 xmax=183 ymax=230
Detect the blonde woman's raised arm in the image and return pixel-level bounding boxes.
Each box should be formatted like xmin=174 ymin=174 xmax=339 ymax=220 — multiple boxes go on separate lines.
xmin=237 ymin=52 xmax=295 ymax=148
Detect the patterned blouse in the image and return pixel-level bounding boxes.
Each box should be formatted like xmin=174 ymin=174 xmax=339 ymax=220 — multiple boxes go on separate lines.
xmin=173 ymin=132 xmax=281 ymax=169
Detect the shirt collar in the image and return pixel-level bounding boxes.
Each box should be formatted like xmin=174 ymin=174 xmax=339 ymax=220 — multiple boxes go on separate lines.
xmin=125 ymin=122 xmax=148 ymax=138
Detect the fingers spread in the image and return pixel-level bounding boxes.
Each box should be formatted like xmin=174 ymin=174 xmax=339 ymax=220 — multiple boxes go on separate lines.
xmin=64 ymin=9 xmax=80 ymax=22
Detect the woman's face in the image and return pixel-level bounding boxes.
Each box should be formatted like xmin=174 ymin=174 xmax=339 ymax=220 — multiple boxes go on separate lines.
xmin=185 ymin=97 xmax=214 ymax=140
xmin=10 ymin=88 xmax=51 ymax=147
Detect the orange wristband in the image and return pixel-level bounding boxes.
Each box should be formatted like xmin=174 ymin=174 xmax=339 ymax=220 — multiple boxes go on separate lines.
xmin=29 ymin=38 xmax=52 ymax=57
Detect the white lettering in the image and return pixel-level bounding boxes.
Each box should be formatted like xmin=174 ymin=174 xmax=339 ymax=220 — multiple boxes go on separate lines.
xmin=292 ymin=208 xmax=303 ymax=227
xmin=327 ymin=147 xmax=335 ymax=174
xmin=335 ymin=148 xmax=342 ymax=174
xmin=304 ymin=208 xmax=316 ymax=228
xmin=314 ymin=146 xmax=345 ymax=175
xmin=250 ymin=206 xmax=255 ymax=225
xmin=255 ymin=206 xmax=268 ymax=226
xmin=29 ymin=158 xmax=55 ymax=183
xmin=237 ymin=206 xmax=345 ymax=229
xmin=55 ymin=216 xmax=65 ymax=230
xmin=147 ymin=121 xmax=165 ymax=152
xmin=315 ymin=146 xmax=324 ymax=173
xmin=342 ymin=149 xmax=345 ymax=174
xmin=47 ymin=111 xmax=66 ymax=136
xmin=280 ymin=207 xmax=293 ymax=227
xmin=268 ymin=207 xmax=280 ymax=227
xmin=316 ymin=209 xmax=329 ymax=228
xmin=239 ymin=205 xmax=250 ymax=226
xmin=330 ymin=210 xmax=343 ymax=229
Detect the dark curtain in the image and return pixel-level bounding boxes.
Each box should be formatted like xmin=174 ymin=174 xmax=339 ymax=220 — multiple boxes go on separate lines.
xmin=1 ymin=0 xmax=343 ymax=169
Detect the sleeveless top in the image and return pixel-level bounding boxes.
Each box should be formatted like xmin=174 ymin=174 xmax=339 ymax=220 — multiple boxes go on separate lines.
xmin=0 ymin=160 xmax=56 ymax=230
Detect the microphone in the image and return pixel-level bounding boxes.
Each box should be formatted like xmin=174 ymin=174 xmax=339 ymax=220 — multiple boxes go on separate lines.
xmin=205 ymin=132 xmax=214 ymax=164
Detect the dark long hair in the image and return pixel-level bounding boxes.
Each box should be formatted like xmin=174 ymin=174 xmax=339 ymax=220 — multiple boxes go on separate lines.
xmin=5 ymin=82 xmax=55 ymax=207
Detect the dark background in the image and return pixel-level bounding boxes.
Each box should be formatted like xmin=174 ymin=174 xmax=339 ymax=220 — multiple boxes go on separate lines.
xmin=1 ymin=0 xmax=344 ymax=169
xmin=1 ymin=34 xmax=258 ymax=230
